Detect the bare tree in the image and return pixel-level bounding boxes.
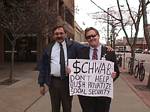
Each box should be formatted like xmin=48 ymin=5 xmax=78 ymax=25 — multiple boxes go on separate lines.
xmin=0 ymin=0 xmax=30 ymax=82
xmin=89 ymin=0 xmax=135 ymax=48
xmin=117 ymin=0 xmax=150 ymax=75
xmin=0 ymin=0 xmax=49 ymax=83
xmin=88 ymin=2 xmax=124 ymax=48
xmin=116 ymin=0 xmax=144 ymax=74
xmin=90 ymin=0 xmax=144 ymax=74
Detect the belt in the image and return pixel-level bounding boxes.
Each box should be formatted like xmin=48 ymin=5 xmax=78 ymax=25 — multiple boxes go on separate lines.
xmin=51 ymin=76 xmax=61 ymax=79
xmin=51 ymin=75 xmax=69 ymax=80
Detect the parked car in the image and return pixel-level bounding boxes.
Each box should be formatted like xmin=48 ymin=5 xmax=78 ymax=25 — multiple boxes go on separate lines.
xmin=142 ymin=49 xmax=150 ymax=54
xmin=135 ymin=48 xmax=143 ymax=53
xmin=142 ymin=49 xmax=148 ymax=54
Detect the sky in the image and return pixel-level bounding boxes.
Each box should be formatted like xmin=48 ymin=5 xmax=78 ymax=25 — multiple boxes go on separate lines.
xmin=75 ymin=0 xmax=150 ymax=44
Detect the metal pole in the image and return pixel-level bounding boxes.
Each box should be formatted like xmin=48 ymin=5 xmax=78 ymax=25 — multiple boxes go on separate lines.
xmin=111 ymin=25 xmax=115 ymax=48
xmin=107 ymin=8 xmax=109 ymax=45
xmin=123 ymin=46 xmax=126 ymax=69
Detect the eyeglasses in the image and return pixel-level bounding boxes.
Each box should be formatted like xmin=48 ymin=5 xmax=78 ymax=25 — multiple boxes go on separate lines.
xmin=85 ymin=34 xmax=97 ymax=40
xmin=54 ymin=32 xmax=65 ymax=36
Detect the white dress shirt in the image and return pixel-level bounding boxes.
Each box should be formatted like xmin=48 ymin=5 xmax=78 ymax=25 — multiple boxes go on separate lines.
xmin=51 ymin=41 xmax=67 ymax=77
xmin=89 ymin=45 xmax=102 ymax=60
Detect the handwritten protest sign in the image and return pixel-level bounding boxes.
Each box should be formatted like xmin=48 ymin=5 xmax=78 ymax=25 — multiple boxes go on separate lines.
xmin=69 ymin=59 xmax=114 ymax=98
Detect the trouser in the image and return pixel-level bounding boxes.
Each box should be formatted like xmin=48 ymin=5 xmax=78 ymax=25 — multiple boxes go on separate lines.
xmin=78 ymin=95 xmax=111 ymax=112
xmin=49 ymin=76 xmax=73 ymax=112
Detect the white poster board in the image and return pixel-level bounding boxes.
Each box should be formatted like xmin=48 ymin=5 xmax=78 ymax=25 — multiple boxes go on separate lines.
xmin=69 ymin=59 xmax=114 ymax=98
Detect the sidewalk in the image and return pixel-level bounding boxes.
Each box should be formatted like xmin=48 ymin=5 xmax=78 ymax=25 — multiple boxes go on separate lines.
xmin=0 ymin=63 xmax=40 ymax=112
xmin=120 ymin=68 xmax=150 ymax=108
xmin=25 ymin=76 xmax=150 ymax=112
xmin=111 ymin=74 xmax=150 ymax=112
xmin=0 ymin=63 xmax=150 ymax=112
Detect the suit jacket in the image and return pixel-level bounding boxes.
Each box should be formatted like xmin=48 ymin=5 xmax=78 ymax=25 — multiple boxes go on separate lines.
xmin=38 ymin=38 xmax=82 ymax=87
xmin=77 ymin=45 xmax=120 ymax=81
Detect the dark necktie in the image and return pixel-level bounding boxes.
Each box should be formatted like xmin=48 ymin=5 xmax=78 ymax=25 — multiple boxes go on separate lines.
xmin=92 ymin=48 xmax=98 ymax=60
xmin=59 ymin=43 xmax=65 ymax=79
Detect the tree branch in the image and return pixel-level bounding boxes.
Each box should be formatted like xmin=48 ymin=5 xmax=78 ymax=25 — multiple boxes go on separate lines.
xmin=90 ymin=0 xmax=121 ymax=21
xmin=116 ymin=0 xmax=130 ymax=46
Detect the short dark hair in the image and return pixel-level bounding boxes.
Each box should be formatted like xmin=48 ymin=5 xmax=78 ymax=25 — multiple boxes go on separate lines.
xmin=52 ymin=25 xmax=66 ymax=34
xmin=84 ymin=27 xmax=100 ymax=37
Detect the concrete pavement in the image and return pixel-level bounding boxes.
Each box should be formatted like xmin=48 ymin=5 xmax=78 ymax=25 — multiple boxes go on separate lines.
xmin=0 ymin=63 xmax=150 ymax=112
xmin=25 ymin=76 xmax=150 ymax=112
xmin=111 ymin=75 xmax=150 ymax=112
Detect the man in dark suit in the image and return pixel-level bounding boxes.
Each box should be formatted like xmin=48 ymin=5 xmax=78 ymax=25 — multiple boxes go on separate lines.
xmin=38 ymin=25 xmax=81 ymax=112
xmin=77 ymin=27 xmax=120 ymax=112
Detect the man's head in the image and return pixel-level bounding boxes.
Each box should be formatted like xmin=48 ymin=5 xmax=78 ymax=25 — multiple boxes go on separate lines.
xmin=52 ymin=25 xmax=66 ymax=43
xmin=84 ymin=27 xmax=100 ymax=48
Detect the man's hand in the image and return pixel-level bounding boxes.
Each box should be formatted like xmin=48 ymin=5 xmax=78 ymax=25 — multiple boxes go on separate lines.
xmin=106 ymin=46 xmax=114 ymax=51
xmin=40 ymin=86 xmax=47 ymax=95
xmin=111 ymin=72 xmax=116 ymax=79
xmin=65 ymin=66 xmax=71 ymax=75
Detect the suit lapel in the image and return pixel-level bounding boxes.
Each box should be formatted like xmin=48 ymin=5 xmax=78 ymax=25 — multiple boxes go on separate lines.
xmin=65 ymin=38 xmax=72 ymax=59
xmin=81 ymin=47 xmax=90 ymax=59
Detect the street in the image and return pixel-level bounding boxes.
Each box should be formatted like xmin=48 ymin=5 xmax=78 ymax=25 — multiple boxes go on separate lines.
xmin=117 ymin=52 xmax=150 ymax=74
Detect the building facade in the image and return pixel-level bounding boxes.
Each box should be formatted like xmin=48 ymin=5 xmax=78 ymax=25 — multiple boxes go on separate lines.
xmin=0 ymin=0 xmax=75 ymax=64
xmin=115 ymin=37 xmax=148 ymax=52
xmin=74 ymin=21 xmax=85 ymax=42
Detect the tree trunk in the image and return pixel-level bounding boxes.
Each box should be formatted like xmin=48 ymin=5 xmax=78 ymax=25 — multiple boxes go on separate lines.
xmin=142 ymin=0 xmax=150 ymax=87
xmin=142 ymin=0 xmax=150 ymax=50
xmin=9 ymin=44 xmax=15 ymax=82
xmin=130 ymin=48 xmax=135 ymax=75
